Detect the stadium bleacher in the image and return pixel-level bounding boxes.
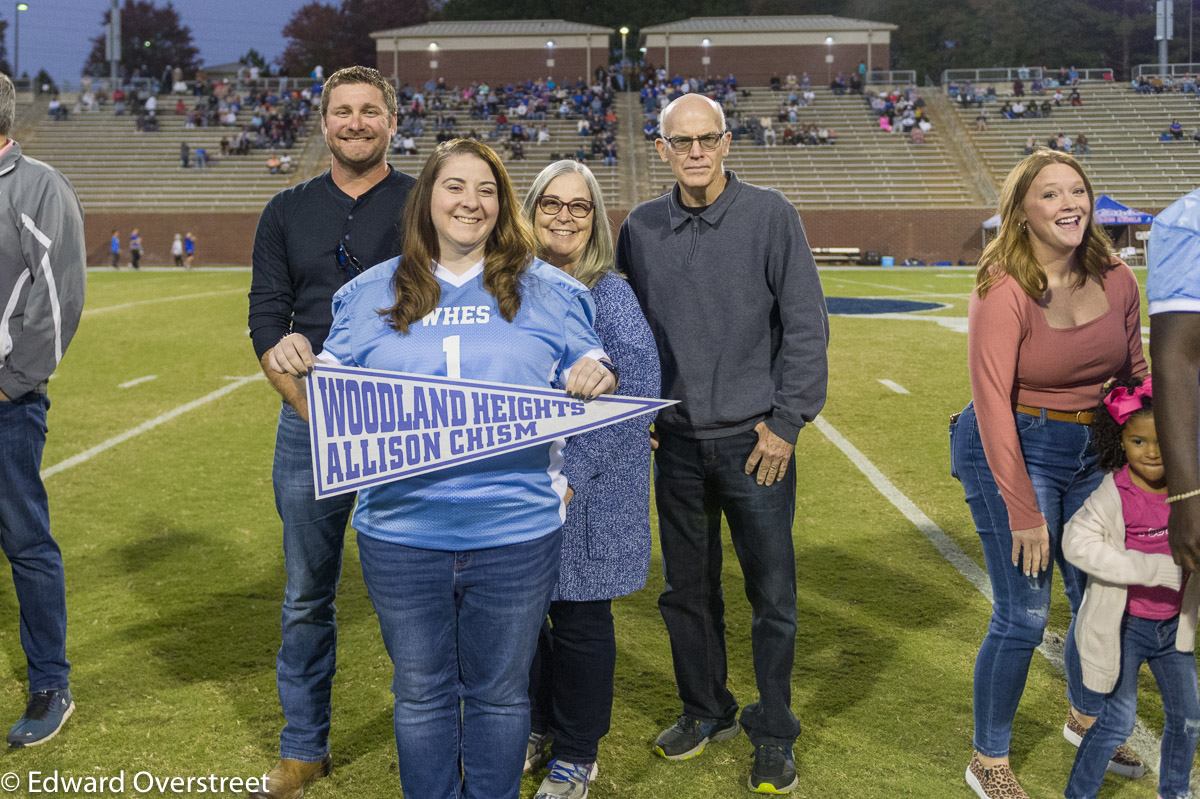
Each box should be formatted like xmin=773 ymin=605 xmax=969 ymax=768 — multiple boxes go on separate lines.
xmin=950 ymin=80 xmax=1200 ymax=208
xmin=20 ymin=92 xmax=311 ymax=213
xmin=642 ymin=85 xmax=980 ymax=209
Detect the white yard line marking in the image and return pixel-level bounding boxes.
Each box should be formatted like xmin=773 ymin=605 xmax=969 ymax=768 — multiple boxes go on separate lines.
xmin=117 ymin=375 xmax=157 ymax=389
xmin=878 ymin=379 xmax=910 ymax=394
xmin=813 ymin=415 xmax=1178 ymax=784
xmin=41 ymin=374 xmax=264 ymax=479
xmin=83 ymin=288 xmax=245 ymax=316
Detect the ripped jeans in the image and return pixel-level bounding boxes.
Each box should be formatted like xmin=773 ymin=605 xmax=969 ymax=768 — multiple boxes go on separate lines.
xmin=950 ymin=402 xmax=1104 ymax=757
xmin=1065 ymin=614 xmax=1200 ymax=799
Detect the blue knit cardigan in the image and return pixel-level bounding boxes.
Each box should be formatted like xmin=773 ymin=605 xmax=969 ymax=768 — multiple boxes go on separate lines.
xmin=555 ymin=270 xmax=660 ymax=601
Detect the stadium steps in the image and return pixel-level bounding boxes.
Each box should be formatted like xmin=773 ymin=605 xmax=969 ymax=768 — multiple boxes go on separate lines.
xmin=19 ymin=97 xmax=312 ymax=212
xmin=641 ymin=86 xmax=976 ymax=208
xmin=951 ymin=81 xmax=1200 ymax=208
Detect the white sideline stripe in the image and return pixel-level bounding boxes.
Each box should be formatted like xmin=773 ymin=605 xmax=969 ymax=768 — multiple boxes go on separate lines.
xmin=117 ymin=375 xmax=157 ymax=389
xmin=812 ymin=416 xmax=1179 ymax=784
xmin=83 ymin=288 xmax=245 ymax=316
xmin=41 ymin=374 xmax=263 ymax=479
xmin=878 ymin=379 xmax=910 ymax=394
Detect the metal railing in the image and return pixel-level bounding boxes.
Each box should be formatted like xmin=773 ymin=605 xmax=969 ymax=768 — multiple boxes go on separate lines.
xmin=23 ymin=75 xmax=321 ymax=98
xmin=1132 ymin=62 xmax=1200 ymax=79
xmin=941 ymin=66 xmax=1113 ymax=91
xmin=864 ymin=70 xmax=916 ymax=87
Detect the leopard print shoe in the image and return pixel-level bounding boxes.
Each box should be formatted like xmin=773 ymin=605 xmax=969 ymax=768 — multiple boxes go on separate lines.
xmin=1063 ymin=713 xmax=1146 ymax=778
xmin=965 ymin=752 xmax=1031 ymax=799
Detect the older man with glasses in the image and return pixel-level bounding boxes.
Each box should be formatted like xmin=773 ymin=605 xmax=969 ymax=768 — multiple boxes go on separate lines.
xmin=616 ymin=93 xmax=829 ymax=794
xmin=247 ymin=66 xmax=414 ymax=799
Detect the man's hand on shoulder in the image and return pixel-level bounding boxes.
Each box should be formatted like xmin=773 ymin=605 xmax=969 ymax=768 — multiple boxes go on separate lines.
xmin=744 ymin=421 xmax=794 ymax=487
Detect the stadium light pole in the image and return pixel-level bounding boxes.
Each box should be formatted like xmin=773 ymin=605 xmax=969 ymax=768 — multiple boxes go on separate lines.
xmin=619 ymin=26 xmax=629 ymax=91
xmin=825 ymin=36 xmax=835 ymax=84
xmin=427 ymin=41 xmax=438 ymax=85
xmin=13 ymin=2 xmax=28 ymax=79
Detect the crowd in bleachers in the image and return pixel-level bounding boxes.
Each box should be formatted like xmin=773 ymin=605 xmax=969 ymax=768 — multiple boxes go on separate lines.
xmin=1134 ymin=73 xmax=1200 ymax=93
xmin=864 ymin=87 xmax=931 ymax=142
xmin=388 ymin=73 xmax=620 ymax=165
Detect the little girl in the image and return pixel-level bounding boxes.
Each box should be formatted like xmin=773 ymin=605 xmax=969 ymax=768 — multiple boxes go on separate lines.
xmin=1063 ymin=375 xmax=1200 ymax=799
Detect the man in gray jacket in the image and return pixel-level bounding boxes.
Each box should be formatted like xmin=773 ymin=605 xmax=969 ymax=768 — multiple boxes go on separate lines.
xmin=0 ymin=72 xmax=87 ymax=748
xmin=617 ymin=93 xmax=828 ymax=794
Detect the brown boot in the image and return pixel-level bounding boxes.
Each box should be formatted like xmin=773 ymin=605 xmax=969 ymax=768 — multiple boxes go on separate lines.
xmin=248 ymin=754 xmax=332 ymax=799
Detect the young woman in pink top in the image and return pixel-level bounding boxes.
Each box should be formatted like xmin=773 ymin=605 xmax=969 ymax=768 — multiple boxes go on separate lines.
xmin=1063 ymin=377 xmax=1199 ymax=799
xmin=950 ymin=150 xmax=1148 ymax=799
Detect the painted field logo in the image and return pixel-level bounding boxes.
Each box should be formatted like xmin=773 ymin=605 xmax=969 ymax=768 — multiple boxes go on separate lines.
xmin=306 ymin=363 xmax=675 ymax=498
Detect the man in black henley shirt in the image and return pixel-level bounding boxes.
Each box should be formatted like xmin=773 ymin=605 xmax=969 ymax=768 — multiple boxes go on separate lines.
xmin=246 ymin=66 xmax=414 ymax=799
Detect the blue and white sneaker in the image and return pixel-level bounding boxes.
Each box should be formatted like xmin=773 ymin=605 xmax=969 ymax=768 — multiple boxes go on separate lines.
xmin=7 ymin=689 xmax=74 ymax=748
xmin=534 ymin=760 xmax=598 ymax=799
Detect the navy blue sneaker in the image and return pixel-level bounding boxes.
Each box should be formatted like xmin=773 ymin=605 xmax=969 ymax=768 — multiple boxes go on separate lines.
xmin=654 ymin=714 xmax=739 ymax=760
xmin=748 ymin=744 xmax=797 ymax=794
xmin=7 ymin=689 xmax=74 ymax=748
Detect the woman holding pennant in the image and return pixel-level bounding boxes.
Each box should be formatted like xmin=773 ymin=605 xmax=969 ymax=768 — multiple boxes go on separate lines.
xmin=281 ymin=139 xmax=620 ymax=799
xmin=520 ymin=161 xmax=660 ymax=799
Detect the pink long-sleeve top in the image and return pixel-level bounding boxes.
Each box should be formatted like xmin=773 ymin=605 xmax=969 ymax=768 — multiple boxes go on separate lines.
xmin=967 ymin=263 xmax=1147 ymax=531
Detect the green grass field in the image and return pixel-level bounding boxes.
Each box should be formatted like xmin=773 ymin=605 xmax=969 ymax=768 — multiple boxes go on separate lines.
xmin=0 ymin=266 xmax=1169 ymax=798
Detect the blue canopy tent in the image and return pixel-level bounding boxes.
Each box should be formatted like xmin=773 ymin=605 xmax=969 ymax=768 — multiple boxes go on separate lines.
xmin=1093 ymin=194 xmax=1153 ymax=263
xmin=1093 ymin=194 xmax=1154 ymax=226
xmin=981 ymin=195 xmax=1153 ymax=257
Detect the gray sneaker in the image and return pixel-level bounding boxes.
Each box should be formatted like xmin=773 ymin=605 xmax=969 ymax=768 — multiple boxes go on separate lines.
xmin=654 ymin=714 xmax=740 ymax=760
xmin=534 ymin=760 xmax=598 ymax=799
xmin=525 ymin=730 xmax=554 ymax=773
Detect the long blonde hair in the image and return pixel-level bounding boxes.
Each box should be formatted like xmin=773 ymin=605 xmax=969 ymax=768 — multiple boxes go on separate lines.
xmin=976 ymin=149 xmax=1113 ymax=299
xmin=380 ymin=139 xmax=536 ymax=332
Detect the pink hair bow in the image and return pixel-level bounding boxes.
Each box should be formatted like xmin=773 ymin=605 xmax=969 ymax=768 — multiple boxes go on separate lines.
xmin=1103 ymin=376 xmax=1152 ymax=425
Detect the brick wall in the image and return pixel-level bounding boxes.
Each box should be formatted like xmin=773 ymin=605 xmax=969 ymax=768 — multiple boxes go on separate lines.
xmin=85 ymin=207 xmax=1156 ymax=268
xmin=644 ymin=44 xmax=887 ymax=88
xmin=379 ymin=49 xmax=609 ymax=90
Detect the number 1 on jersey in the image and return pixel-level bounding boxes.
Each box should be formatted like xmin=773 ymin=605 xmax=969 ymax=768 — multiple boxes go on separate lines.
xmin=442 ymin=335 xmax=462 ymax=379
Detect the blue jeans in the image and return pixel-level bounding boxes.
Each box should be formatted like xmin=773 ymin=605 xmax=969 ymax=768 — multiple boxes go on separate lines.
xmin=0 ymin=394 xmax=69 ymax=693
xmin=950 ymin=402 xmax=1103 ymax=757
xmin=654 ymin=428 xmax=801 ymax=747
xmin=272 ymin=403 xmax=355 ymax=762
xmin=529 ymin=599 xmax=616 ymax=762
xmin=358 ymin=528 xmax=562 ymax=799
xmin=1065 ymin=614 xmax=1200 ymax=799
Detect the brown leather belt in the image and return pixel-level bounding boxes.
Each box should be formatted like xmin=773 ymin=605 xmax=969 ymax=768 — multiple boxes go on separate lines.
xmin=1015 ymin=404 xmax=1094 ymax=425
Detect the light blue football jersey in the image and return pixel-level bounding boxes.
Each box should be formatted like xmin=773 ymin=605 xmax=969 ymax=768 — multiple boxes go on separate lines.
xmin=1148 ymin=188 xmax=1200 ymax=315
xmin=319 ymin=257 xmax=606 ymax=550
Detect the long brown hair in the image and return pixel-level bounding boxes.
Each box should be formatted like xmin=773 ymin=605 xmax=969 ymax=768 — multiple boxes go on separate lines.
xmin=381 ymin=139 xmax=536 ymax=332
xmin=976 ymin=149 xmax=1113 ymax=299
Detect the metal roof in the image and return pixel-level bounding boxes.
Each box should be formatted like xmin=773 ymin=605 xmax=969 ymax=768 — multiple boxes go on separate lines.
xmin=642 ymin=16 xmax=897 ymax=34
xmin=371 ymin=19 xmax=615 ymax=39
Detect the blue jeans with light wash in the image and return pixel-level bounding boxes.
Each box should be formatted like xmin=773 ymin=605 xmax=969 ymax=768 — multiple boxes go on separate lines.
xmin=272 ymin=402 xmax=356 ymax=762
xmin=654 ymin=428 xmax=801 ymax=748
xmin=0 ymin=394 xmax=69 ymax=693
xmin=358 ymin=527 xmax=562 ymax=799
xmin=949 ymin=401 xmax=1104 ymax=758
xmin=1065 ymin=614 xmax=1200 ymax=799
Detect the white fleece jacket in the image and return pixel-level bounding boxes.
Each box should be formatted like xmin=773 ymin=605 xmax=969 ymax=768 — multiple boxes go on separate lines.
xmin=1063 ymin=473 xmax=1199 ymax=694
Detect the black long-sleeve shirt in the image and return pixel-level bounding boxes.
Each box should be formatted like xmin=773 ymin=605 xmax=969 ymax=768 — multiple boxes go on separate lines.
xmin=249 ymin=168 xmax=414 ymax=360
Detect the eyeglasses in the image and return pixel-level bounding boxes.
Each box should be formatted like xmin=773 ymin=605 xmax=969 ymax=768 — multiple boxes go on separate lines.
xmin=335 ymin=242 xmax=365 ymax=280
xmin=537 ymin=195 xmax=594 ymax=219
xmin=661 ymin=132 xmax=726 ymax=153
